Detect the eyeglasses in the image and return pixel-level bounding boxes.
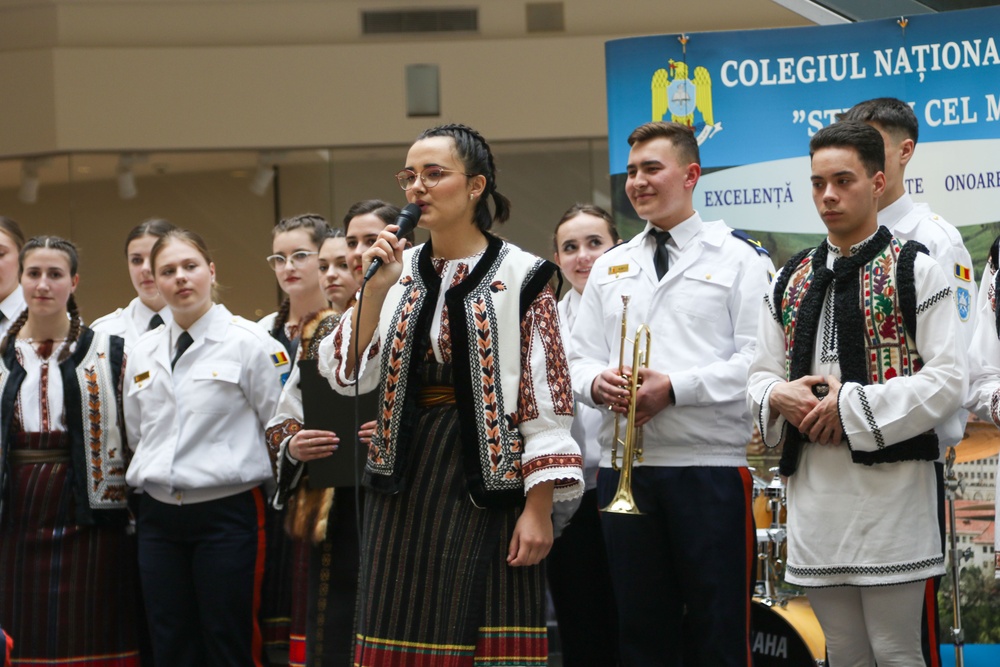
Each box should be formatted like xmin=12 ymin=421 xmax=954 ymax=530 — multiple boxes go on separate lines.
xmin=265 ymin=251 xmax=318 ymax=270
xmin=395 ymin=167 xmax=473 ymax=191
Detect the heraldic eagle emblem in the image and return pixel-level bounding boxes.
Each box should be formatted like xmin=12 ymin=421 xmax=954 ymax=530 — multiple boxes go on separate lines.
xmin=651 ymin=59 xmax=720 ymax=144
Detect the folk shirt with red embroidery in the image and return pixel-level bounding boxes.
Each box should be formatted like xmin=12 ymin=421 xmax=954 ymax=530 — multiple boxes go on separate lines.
xmin=318 ymin=235 xmax=583 ymax=507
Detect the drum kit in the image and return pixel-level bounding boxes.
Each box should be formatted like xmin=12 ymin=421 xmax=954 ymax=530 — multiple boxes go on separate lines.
xmin=750 ymin=468 xmax=826 ymax=667
xmin=749 ymin=422 xmax=1000 ymax=667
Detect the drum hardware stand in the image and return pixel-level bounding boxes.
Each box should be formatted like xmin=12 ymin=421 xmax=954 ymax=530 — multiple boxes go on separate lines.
xmin=945 ymin=447 xmax=973 ymax=667
xmin=758 ymin=468 xmax=789 ymax=606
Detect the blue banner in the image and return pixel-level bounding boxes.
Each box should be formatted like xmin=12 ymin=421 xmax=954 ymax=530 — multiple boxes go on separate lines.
xmin=606 ymin=6 xmax=1000 ymax=235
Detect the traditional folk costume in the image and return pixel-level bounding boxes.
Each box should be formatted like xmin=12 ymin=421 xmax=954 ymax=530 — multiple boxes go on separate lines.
xmin=964 ymin=234 xmax=1000 ymax=581
xmin=265 ymin=309 xmax=360 ymax=667
xmin=319 ymin=234 xmax=583 ymax=667
xmin=0 ymin=328 xmax=139 ymax=666
xmin=748 ymin=227 xmax=964 ymax=664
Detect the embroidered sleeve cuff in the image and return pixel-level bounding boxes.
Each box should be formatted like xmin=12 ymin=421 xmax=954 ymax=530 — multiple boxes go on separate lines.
xmin=273 ymin=437 xmax=305 ymax=511
xmin=521 ymin=427 xmax=585 ymax=503
xmin=990 ymin=387 xmax=1000 ymax=428
xmin=758 ymin=380 xmax=787 ymax=448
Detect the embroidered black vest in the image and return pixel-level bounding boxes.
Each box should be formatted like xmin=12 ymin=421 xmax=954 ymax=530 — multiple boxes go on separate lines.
xmin=771 ymin=226 xmax=938 ymax=474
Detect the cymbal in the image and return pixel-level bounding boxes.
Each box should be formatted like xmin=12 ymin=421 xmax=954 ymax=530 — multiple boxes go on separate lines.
xmin=954 ymin=422 xmax=1000 ymax=463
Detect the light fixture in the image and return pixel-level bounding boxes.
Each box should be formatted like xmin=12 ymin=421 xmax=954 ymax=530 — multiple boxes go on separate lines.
xmin=117 ymin=153 xmax=147 ymax=200
xmin=250 ymin=151 xmax=284 ymax=196
xmin=19 ymin=159 xmax=42 ymax=204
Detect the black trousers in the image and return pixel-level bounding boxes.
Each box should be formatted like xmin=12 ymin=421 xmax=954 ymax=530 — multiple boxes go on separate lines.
xmin=598 ymin=466 xmax=754 ymax=667
xmin=546 ymin=488 xmax=620 ymax=667
xmin=138 ymin=489 xmax=266 ymax=667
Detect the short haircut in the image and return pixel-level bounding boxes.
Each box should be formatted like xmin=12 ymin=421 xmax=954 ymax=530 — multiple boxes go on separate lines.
xmin=809 ymin=121 xmax=885 ymax=177
xmin=627 ymin=122 xmax=700 ymax=166
xmin=838 ymin=97 xmax=918 ymax=144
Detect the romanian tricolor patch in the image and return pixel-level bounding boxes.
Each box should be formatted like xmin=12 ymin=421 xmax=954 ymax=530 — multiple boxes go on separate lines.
xmin=955 ymin=264 xmax=972 ymax=282
xmin=271 ymin=351 xmax=290 ymax=367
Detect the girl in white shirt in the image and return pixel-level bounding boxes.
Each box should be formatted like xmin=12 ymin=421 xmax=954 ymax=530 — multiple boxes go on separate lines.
xmin=0 ymin=218 xmax=26 ymax=342
xmin=91 ymin=219 xmax=176 ymax=348
xmin=124 ymin=228 xmax=286 ymax=667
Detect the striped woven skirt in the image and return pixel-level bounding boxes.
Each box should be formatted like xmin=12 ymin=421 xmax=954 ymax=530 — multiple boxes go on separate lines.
xmin=354 ymin=363 xmax=547 ymax=667
xmin=0 ymin=432 xmax=139 ymax=666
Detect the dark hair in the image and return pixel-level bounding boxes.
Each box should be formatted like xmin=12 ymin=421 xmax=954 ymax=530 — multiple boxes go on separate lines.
xmin=4 ymin=236 xmax=82 ymax=362
xmin=342 ymin=199 xmax=414 ymax=243
xmin=809 ymin=121 xmax=886 ymax=177
xmin=272 ymin=213 xmax=329 ymax=248
xmin=838 ymin=97 xmax=918 ymax=144
xmin=553 ymin=203 xmax=620 ymax=253
xmin=124 ymin=218 xmax=176 ymax=256
xmin=269 ymin=214 xmax=330 ymax=336
xmin=414 ymin=124 xmax=511 ymax=231
xmin=627 ymin=121 xmax=700 ymax=167
xmin=0 ymin=217 xmax=26 ymax=251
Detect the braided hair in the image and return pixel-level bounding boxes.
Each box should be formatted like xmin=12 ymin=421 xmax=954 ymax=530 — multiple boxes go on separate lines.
xmin=270 ymin=213 xmax=330 ymax=338
xmin=415 ymin=124 xmax=511 ymax=232
xmin=3 ymin=235 xmax=82 ymax=362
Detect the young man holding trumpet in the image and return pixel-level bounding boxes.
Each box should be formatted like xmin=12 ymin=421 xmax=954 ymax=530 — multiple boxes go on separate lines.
xmin=568 ymin=121 xmax=774 ymax=666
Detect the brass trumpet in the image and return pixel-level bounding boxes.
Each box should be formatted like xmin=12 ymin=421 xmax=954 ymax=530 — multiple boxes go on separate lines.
xmin=602 ymin=295 xmax=650 ymax=515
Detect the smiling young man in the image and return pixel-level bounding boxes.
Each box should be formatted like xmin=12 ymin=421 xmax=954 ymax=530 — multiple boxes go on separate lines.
xmin=747 ymin=121 xmax=966 ymax=665
xmin=568 ymin=121 xmax=774 ymax=666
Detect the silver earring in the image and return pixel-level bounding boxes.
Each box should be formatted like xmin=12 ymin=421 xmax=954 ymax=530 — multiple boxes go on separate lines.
xmin=470 ymin=193 xmax=475 ymax=201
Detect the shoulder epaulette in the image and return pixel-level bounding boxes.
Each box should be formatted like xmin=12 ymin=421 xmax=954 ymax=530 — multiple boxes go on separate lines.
xmin=731 ymin=229 xmax=770 ymax=256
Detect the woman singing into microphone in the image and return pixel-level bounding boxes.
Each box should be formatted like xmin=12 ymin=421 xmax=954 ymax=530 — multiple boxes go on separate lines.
xmin=319 ymin=123 xmax=583 ymax=666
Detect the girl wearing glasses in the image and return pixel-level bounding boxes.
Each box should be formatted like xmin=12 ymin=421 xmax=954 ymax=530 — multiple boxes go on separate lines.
xmin=124 ymin=229 xmax=286 ymax=666
xmin=266 ymin=203 xmax=395 ymax=667
xmin=258 ymin=213 xmax=331 ymax=663
xmin=319 ymin=124 xmax=583 ymax=665
xmin=0 ymin=236 xmax=138 ymax=665
xmin=92 ymin=218 xmax=177 ymax=348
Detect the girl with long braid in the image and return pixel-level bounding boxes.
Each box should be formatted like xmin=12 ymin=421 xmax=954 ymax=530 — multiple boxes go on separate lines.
xmin=92 ymin=218 xmax=177 ymax=348
xmin=0 ymin=236 xmax=138 ymax=665
xmin=320 ymin=124 xmax=584 ymax=665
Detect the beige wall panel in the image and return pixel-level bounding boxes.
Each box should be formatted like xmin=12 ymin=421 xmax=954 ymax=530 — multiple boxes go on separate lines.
xmin=50 ymin=37 xmax=608 ymax=152
xmin=0 ymin=50 xmax=58 ymax=155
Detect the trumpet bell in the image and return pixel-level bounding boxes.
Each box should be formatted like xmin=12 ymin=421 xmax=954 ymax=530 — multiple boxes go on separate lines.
xmin=602 ymin=491 xmax=643 ymax=515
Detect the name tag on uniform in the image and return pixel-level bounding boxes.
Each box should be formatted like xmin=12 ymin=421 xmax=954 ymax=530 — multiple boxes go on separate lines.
xmin=133 ymin=370 xmax=150 ymax=384
xmin=608 ymin=263 xmax=630 ymax=276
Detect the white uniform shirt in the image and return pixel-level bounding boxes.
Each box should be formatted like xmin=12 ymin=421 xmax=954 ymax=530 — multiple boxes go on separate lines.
xmin=558 ymin=289 xmax=601 ymax=490
xmin=963 ymin=264 xmax=1000 ymax=580
xmin=124 ymin=304 xmax=288 ymax=504
xmin=880 ymin=194 xmax=975 ymax=450
xmin=568 ymin=213 xmax=774 ymax=468
xmin=91 ymin=297 xmax=173 ymax=350
xmin=748 ymin=237 xmax=964 ymax=586
xmin=0 ymin=286 xmax=26 ymax=343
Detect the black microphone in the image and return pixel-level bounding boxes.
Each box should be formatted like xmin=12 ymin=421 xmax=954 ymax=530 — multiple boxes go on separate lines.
xmin=363 ymin=203 xmax=421 ymax=282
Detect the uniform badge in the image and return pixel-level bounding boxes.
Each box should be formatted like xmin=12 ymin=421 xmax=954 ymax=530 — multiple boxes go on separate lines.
xmin=133 ymin=370 xmax=150 ymax=384
xmin=955 ymin=264 xmax=972 ymax=282
xmin=271 ymin=351 xmax=290 ymax=367
xmin=280 ymin=371 xmax=290 ymax=385
xmin=957 ymin=287 xmax=971 ymax=321
xmin=608 ymin=264 xmax=630 ymax=276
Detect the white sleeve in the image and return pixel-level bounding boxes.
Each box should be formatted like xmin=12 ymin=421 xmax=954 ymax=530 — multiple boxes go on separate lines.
xmin=317 ymin=306 xmax=382 ymax=395
xmin=746 ymin=283 xmax=790 ymax=449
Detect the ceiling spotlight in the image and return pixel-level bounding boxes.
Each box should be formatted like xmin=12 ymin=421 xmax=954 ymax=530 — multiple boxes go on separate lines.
xmin=117 ymin=153 xmax=148 ymax=200
xmin=250 ymin=151 xmax=285 ymax=196
xmin=19 ymin=160 xmax=41 ymax=204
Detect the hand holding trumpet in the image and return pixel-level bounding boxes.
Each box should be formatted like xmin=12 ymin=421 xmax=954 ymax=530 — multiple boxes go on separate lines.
xmin=592 ymin=366 xmax=674 ymax=427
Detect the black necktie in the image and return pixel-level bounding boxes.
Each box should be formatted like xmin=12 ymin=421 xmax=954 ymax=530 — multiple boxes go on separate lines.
xmin=651 ymin=229 xmax=671 ymax=280
xmin=171 ymin=331 xmax=194 ymax=369
xmin=148 ymin=313 xmax=164 ymax=331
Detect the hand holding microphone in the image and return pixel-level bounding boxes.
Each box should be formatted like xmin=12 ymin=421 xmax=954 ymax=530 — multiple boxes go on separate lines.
xmin=362 ymin=203 xmax=421 ymax=283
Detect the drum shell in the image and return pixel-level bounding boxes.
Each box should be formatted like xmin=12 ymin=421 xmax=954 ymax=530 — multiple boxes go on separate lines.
xmin=751 ymin=596 xmax=826 ymax=666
